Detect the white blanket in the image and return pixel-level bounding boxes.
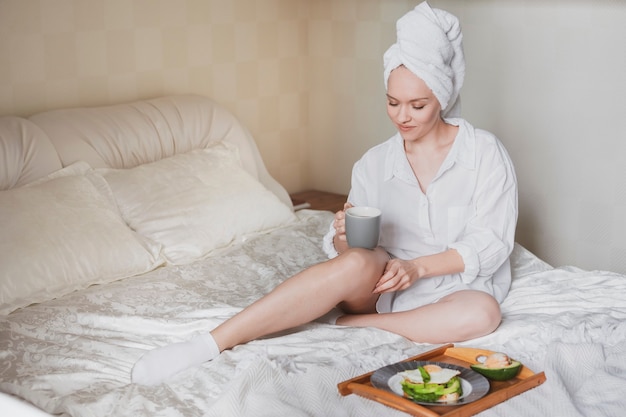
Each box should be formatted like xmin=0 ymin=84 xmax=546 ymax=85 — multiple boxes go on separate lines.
xmin=1 ymin=211 xmax=625 ymax=417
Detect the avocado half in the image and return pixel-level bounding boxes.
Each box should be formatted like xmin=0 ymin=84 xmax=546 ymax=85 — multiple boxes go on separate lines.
xmin=470 ymin=360 xmax=522 ymax=381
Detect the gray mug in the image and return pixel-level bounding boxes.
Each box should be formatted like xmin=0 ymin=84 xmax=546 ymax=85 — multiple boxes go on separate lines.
xmin=345 ymin=206 xmax=381 ymax=249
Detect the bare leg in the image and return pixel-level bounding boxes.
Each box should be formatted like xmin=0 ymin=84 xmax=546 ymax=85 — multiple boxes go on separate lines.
xmin=211 ymin=247 xmax=390 ymax=350
xmin=131 ymin=247 xmax=390 ymax=385
xmin=336 ymin=290 xmax=501 ymax=344
xmin=132 ymin=253 xmax=501 ymax=385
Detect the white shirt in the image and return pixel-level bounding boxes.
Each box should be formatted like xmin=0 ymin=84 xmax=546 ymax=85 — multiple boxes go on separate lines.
xmin=323 ymin=118 xmax=518 ymax=312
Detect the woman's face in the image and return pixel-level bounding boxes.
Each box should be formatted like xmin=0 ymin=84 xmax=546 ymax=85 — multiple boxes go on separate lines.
xmin=386 ymin=66 xmax=442 ymax=142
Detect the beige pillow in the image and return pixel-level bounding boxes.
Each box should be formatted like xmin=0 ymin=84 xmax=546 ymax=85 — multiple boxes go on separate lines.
xmin=100 ymin=142 xmax=296 ymax=265
xmin=0 ymin=163 xmax=164 ymax=315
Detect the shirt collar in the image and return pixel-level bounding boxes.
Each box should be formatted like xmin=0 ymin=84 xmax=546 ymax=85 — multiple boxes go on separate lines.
xmin=383 ymin=118 xmax=476 ymax=183
xmin=383 ymin=133 xmax=409 ymax=182
xmin=447 ymin=118 xmax=475 ymax=171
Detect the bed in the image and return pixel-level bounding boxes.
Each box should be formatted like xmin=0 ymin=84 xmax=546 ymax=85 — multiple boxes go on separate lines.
xmin=1 ymin=95 xmax=625 ymax=417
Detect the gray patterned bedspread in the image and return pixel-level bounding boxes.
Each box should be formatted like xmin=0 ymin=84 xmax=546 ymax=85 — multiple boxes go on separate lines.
xmin=2 ymin=210 xmax=626 ymax=417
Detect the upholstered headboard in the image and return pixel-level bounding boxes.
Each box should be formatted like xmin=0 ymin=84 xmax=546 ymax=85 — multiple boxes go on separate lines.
xmin=0 ymin=116 xmax=63 ymax=190
xmin=0 ymin=95 xmax=291 ymax=208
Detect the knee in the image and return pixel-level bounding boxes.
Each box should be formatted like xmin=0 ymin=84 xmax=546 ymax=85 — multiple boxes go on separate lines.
xmin=329 ymin=248 xmax=386 ymax=287
xmin=337 ymin=248 xmax=385 ymax=276
xmin=455 ymin=293 xmax=501 ymax=340
xmin=476 ymin=296 xmax=502 ymax=334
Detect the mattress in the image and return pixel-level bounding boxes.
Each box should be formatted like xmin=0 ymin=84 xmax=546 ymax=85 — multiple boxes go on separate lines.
xmin=1 ymin=210 xmax=625 ymax=417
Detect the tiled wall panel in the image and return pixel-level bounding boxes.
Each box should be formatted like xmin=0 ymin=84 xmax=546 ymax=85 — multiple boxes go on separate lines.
xmin=0 ymin=0 xmax=311 ymax=191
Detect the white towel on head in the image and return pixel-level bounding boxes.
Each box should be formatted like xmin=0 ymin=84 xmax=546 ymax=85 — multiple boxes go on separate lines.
xmin=383 ymin=1 xmax=465 ymax=118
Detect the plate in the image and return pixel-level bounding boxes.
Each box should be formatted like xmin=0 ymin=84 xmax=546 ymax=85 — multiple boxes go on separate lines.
xmin=370 ymin=360 xmax=490 ymax=406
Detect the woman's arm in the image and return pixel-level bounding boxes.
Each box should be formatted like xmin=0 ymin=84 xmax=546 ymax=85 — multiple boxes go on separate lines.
xmin=448 ymin=140 xmax=518 ymax=283
xmin=373 ymin=249 xmax=464 ymax=294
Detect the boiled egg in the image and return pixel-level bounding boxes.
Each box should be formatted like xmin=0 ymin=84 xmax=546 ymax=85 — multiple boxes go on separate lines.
xmin=400 ymin=364 xmax=461 ymax=384
xmin=484 ymin=352 xmax=511 ymax=368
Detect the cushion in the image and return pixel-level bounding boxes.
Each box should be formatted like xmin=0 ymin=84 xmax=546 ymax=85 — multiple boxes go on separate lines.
xmin=0 ymin=163 xmax=164 ymax=315
xmin=99 ymin=142 xmax=296 ymax=265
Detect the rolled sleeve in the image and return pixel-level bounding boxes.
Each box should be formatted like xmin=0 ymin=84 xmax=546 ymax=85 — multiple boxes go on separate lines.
xmin=322 ymin=221 xmax=339 ymax=259
xmin=448 ymin=241 xmax=479 ymax=283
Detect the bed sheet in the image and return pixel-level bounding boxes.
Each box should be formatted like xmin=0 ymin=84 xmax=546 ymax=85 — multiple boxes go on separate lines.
xmin=1 ymin=210 xmax=625 ymax=417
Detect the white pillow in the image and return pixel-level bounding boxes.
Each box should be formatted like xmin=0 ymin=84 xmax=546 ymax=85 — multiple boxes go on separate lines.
xmin=99 ymin=142 xmax=296 ymax=265
xmin=0 ymin=163 xmax=164 ymax=315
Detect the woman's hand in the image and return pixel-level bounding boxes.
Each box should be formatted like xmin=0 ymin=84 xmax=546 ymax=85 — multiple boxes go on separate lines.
xmin=332 ymin=202 xmax=353 ymax=254
xmin=373 ymin=258 xmax=421 ymax=294
xmin=333 ymin=202 xmax=353 ymax=241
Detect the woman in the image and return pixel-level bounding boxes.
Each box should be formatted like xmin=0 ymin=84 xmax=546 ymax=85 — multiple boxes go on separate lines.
xmin=132 ymin=2 xmax=517 ymax=386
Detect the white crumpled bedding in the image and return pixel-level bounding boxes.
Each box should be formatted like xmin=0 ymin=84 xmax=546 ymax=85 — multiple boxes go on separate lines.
xmin=1 ymin=210 xmax=625 ymax=417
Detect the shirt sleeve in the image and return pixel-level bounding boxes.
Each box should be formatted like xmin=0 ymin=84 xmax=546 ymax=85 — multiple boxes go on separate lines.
xmin=322 ymin=221 xmax=339 ymax=259
xmin=321 ymin=158 xmax=371 ymax=259
xmin=448 ymin=141 xmax=518 ymax=283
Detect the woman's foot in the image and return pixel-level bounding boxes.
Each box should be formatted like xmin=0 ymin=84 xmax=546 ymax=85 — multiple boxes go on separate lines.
xmin=131 ymin=332 xmax=220 ymax=385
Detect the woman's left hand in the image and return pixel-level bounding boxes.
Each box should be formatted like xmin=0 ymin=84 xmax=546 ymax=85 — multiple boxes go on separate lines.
xmin=373 ymin=258 xmax=420 ymax=293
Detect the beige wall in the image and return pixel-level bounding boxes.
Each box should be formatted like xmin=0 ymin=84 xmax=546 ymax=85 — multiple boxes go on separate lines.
xmin=2 ymin=0 xmax=626 ymax=273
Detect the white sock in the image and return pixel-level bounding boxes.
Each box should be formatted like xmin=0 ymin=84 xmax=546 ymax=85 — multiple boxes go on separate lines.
xmin=131 ymin=332 xmax=220 ymax=385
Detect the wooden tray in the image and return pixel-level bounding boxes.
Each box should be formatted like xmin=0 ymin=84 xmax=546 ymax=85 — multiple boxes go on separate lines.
xmin=337 ymin=344 xmax=546 ymax=417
